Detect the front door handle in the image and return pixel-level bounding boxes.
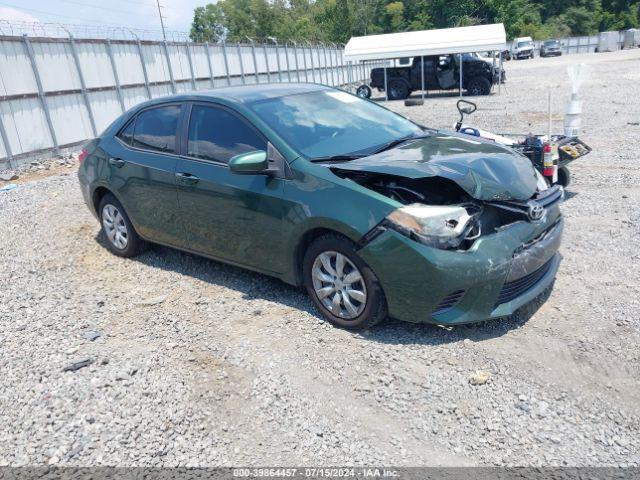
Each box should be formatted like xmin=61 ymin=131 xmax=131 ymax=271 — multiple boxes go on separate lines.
xmin=175 ymin=172 xmax=200 ymax=185
xmin=109 ymin=157 xmax=125 ymax=168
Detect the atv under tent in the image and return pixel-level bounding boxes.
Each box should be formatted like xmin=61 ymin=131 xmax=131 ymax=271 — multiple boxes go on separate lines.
xmin=344 ymin=23 xmax=507 ymax=101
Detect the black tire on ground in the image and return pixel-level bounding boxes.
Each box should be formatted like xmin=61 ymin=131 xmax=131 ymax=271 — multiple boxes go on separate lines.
xmin=98 ymin=193 xmax=147 ymax=258
xmin=404 ymin=98 xmax=424 ymax=107
xmin=557 ymin=167 xmax=571 ymax=188
xmin=467 ymin=76 xmax=492 ymax=96
xmin=356 ymin=84 xmax=372 ymax=99
xmin=387 ymin=79 xmax=409 ymax=100
xmin=303 ymin=233 xmax=388 ymax=331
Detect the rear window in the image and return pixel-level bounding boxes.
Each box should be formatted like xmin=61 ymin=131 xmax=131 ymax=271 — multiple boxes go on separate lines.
xmin=119 ymin=105 xmax=180 ymax=154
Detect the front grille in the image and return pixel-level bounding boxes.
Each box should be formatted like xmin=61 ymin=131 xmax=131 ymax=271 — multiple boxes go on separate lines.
xmin=432 ymin=290 xmax=465 ymax=315
xmin=487 ymin=185 xmax=563 ymax=221
xmin=494 ymin=259 xmax=553 ymax=307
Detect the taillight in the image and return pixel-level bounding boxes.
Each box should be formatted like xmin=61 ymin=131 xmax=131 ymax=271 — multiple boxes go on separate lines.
xmin=78 ymin=148 xmax=88 ymax=163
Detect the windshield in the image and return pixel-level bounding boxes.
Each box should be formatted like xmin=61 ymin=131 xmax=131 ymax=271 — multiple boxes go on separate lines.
xmin=545 ymin=40 xmax=559 ymax=46
xmin=517 ymin=41 xmax=533 ymax=48
xmin=248 ymin=90 xmax=423 ymax=160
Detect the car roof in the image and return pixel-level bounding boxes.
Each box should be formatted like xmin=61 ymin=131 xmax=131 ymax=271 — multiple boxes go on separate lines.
xmin=144 ymin=83 xmax=330 ymax=106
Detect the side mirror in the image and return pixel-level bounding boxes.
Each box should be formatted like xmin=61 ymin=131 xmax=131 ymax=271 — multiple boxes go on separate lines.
xmin=457 ymin=99 xmax=477 ymax=115
xmin=229 ymin=150 xmax=268 ymax=175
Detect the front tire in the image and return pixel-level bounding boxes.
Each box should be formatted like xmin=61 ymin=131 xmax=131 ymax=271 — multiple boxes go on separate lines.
xmin=467 ymin=76 xmax=491 ymax=96
xmin=303 ymin=234 xmax=387 ymax=330
xmin=98 ymin=193 xmax=147 ymax=258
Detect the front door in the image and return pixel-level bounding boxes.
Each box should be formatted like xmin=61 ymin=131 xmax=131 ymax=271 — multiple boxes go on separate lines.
xmin=109 ymin=103 xmax=183 ymax=246
xmin=175 ymin=103 xmax=286 ymax=275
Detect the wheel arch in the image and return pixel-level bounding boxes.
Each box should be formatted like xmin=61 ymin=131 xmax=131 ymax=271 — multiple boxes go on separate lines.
xmin=291 ymin=226 xmax=359 ymax=287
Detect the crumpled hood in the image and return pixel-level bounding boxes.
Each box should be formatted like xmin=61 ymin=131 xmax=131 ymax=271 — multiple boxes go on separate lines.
xmin=332 ymin=132 xmax=538 ymax=201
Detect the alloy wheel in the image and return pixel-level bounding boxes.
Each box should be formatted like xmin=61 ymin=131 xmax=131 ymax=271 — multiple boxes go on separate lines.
xmin=102 ymin=204 xmax=128 ymax=250
xmin=311 ymin=251 xmax=367 ymax=319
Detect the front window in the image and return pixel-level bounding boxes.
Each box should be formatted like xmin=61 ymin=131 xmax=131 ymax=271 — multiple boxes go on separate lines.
xmin=247 ymin=90 xmax=423 ymax=160
xmin=518 ymin=41 xmax=533 ymax=48
xmin=187 ymin=105 xmax=266 ymax=164
xmin=545 ymin=41 xmax=559 ymax=47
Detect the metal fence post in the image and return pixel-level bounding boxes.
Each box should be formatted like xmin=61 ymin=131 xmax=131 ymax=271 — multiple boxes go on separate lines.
xmin=106 ymin=39 xmax=125 ymax=112
xmin=163 ymin=41 xmax=177 ymax=93
xmin=272 ymin=39 xmax=283 ymax=82
xmin=185 ymin=41 xmax=197 ymax=90
xmin=316 ymin=44 xmax=323 ymax=84
xmin=0 ymin=116 xmax=15 ymax=168
xmin=221 ymin=42 xmax=231 ymax=85
xmin=136 ymin=39 xmax=152 ymax=98
xmin=68 ymin=35 xmax=97 ymax=137
xmin=308 ymin=43 xmax=316 ymax=83
xmin=302 ymin=44 xmax=308 ymax=82
xmin=204 ymin=42 xmax=215 ymax=88
xmin=292 ymin=42 xmax=300 ymax=82
xmin=236 ymin=43 xmax=245 ymax=84
xmin=23 ymin=35 xmax=58 ymax=152
xmin=284 ymin=43 xmax=291 ymax=82
xmin=262 ymin=44 xmax=271 ymax=83
xmin=246 ymin=38 xmax=259 ymax=83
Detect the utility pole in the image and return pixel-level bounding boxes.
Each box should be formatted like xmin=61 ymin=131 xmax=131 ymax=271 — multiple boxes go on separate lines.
xmin=156 ymin=0 xmax=167 ymax=41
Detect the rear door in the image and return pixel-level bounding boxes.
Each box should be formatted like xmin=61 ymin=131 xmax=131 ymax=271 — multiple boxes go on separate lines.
xmin=174 ymin=103 xmax=286 ymax=274
xmin=110 ymin=103 xmax=183 ymax=246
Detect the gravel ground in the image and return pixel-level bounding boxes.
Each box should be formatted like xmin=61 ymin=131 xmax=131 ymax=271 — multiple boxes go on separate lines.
xmin=1 ymin=49 xmax=639 ymax=467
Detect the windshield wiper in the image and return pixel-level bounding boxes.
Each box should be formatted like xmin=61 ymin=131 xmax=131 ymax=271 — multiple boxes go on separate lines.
xmin=310 ymin=154 xmax=367 ymax=162
xmin=371 ymin=134 xmax=430 ymax=154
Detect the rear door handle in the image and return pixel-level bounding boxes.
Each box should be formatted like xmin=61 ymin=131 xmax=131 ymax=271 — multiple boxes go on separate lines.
xmin=175 ymin=172 xmax=200 ymax=185
xmin=109 ymin=157 xmax=125 ymax=168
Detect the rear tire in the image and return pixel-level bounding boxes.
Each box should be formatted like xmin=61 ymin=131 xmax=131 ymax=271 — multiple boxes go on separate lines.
xmin=467 ymin=76 xmax=491 ymax=96
xmin=387 ymin=79 xmax=409 ymax=100
xmin=303 ymin=234 xmax=387 ymax=331
xmin=98 ymin=193 xmax=147 ymax=258
xmin=557 ymin=167 xmax=571 ymax=187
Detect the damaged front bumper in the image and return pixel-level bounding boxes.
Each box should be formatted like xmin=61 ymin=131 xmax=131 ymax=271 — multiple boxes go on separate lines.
xmin=358 ymin=216 xmax=563 ymax=325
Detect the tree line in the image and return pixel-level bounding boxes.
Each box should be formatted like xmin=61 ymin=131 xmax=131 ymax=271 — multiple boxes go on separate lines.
xmin=190 ymin=0 xmax=640 ymax=44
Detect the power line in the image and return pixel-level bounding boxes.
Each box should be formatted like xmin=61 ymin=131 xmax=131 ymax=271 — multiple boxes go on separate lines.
xmin=156 ymin=0 xmax=166 ymax=41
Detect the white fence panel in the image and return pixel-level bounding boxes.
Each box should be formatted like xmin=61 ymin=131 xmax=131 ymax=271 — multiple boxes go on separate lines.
xmin=76 ymin=42 xmax=115 ymax=89
xmin=88 ymin=90 xmax=122 ymax=133
xmin=0 ymin=40 xmax=38 ymax=95
xmin=33 ymin=41 xmax=81 ymax=92
xmin=111 ymin=43 xmax=145 ymax=85
xmin=0 ymin=98 xmax=54 ymax=155
xmin=47 ymin=93 xmax=93 ymax=145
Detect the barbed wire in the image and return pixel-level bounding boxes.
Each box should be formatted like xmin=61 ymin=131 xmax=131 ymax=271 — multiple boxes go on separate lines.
xmin=0 ymin=19 xmax=190 ymax=41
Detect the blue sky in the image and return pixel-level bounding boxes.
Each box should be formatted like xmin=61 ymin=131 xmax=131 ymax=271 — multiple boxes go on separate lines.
xmin=0 ymin=0 xmax=209 ymax=33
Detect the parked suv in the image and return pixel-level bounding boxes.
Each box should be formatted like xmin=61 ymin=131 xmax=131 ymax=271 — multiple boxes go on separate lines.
xmin=365 ymin=54 xmax=500 ymax=100
xmin=78 ymin=84 xmax=562 ymax=331
xmin=512 ymin=37 xmax=535 ymax=59
xmin=540 ymin=40 xmax=562 ymax=57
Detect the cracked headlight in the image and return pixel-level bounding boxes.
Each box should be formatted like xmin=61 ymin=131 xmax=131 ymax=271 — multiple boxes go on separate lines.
xmin=385 ymin=203 xmax=481 ymax=249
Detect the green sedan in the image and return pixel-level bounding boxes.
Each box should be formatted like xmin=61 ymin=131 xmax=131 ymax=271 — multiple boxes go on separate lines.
xmin=78 ymin=83 xmax=563 ymax=330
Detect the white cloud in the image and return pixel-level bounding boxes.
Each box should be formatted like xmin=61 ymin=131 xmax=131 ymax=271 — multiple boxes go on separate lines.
xmin=0 ymin=6 xmax=40 ymax=23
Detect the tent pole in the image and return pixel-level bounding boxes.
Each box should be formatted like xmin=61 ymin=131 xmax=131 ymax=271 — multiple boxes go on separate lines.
xmin=459 ymin=53 xmax=463 ymax=97
xmin=421 ymin=55 xmax=425 ymax=102
xmin=384 ymin=65 xmax=388 ymax=101
xmin=498 ymin=51 xmax=502 ymax=95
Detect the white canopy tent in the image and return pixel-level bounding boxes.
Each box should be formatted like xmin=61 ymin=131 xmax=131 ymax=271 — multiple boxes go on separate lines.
xmin=344 ymin=23 xmax=507 ymax=100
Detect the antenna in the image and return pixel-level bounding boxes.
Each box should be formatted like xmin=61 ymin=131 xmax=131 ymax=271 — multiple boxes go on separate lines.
xmin=156 ymin=0 xmax=167 ymax=41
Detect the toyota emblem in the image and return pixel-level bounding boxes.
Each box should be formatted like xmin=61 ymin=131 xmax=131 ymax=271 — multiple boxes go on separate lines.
xmin=527 ymin=201 xmax=545 ymax=222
